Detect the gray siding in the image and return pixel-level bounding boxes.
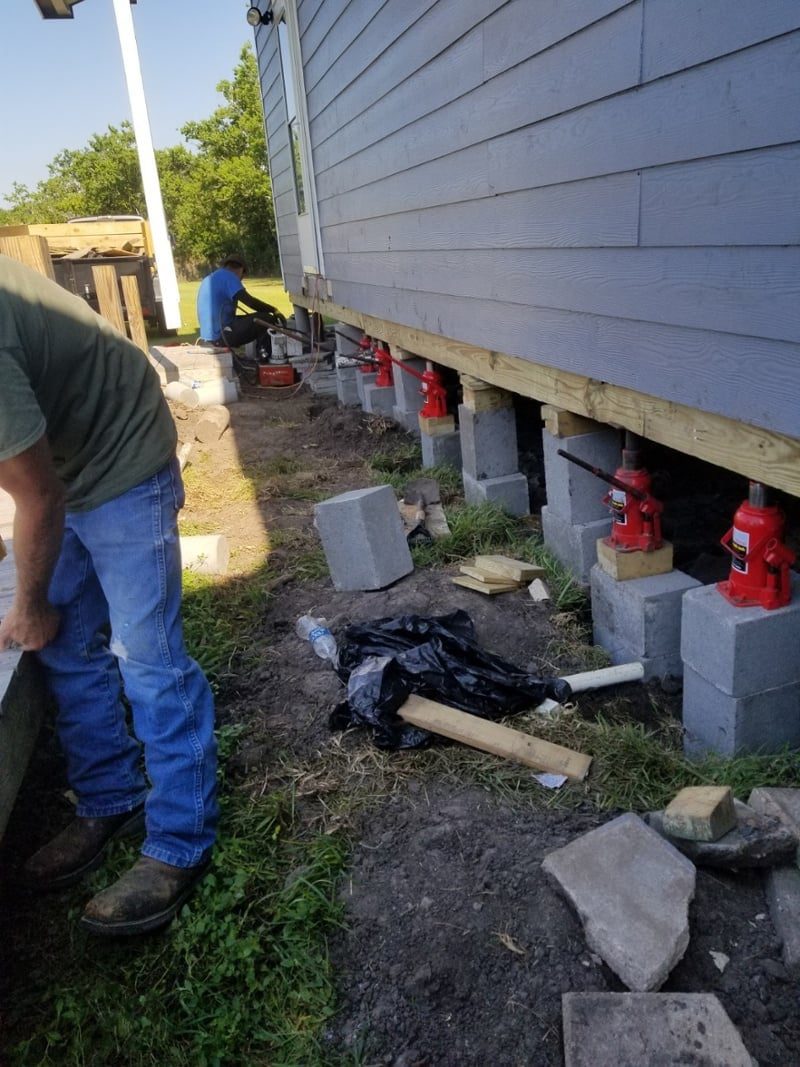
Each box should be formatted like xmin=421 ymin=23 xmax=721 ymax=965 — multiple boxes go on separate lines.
xmin=258 ymin=0 xmax=800 ymax=439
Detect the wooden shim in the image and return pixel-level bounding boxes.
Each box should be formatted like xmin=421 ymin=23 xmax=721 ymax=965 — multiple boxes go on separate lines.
xmin=474 ymin=554 xmax=545 ymax=582
xmin=92 ymin=265 xmax=126 ymax=335
xmin=462 ymin=385 xmax=513 ymax=413
xmin=452 ymin=575 xmax=518 ymax=595
xmin=290 ymin=293 xmax=800 ymax=498
xmin=419 ymin=413 xmax=455 ymax=435
xmin=399 ymin=694 xmax=592 ymax=780
xmin=541 ymin=404 xmax=605 ymax=439
xmin=0 ymin=235 xmax=56 ymax=280
xmin=121 ymin=275 xmax=148 ymax=351
xmin=459 ymin=564 xmax=521 ymax=585
xmin=596 ymin=538 xmax=674 ymax=581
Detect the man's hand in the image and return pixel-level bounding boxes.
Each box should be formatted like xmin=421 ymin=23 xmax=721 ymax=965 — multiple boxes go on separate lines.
xmin=0 ymin=602 xmax=60 ymax=651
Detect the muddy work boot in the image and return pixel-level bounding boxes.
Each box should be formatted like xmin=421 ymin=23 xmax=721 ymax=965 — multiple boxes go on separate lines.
xmin=16 ymin=806 xmax=145 ymax=892
xmin=80 ymin=856 xmax=210 ymax=936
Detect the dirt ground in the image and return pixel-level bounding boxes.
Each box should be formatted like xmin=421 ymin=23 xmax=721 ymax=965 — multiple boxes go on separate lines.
xmin=3 ymin=385 xmax=798 ymax=1066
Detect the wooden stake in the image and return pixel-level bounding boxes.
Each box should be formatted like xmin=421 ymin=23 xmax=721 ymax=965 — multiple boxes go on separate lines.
xmin=399 ymin=695 xmax=592 ymax=780
xmin=121 ymin=275 xmax=148 ymax=351
xmin=92 ymin=265 xmax=126 ymax=335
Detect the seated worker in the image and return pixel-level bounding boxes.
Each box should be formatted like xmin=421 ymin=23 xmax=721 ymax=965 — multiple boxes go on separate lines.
xmin=196 ymin=254 xmax=285 ymax=355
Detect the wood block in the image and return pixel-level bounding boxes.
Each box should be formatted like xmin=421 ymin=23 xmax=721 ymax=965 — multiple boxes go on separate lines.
xmin=462 ymin=385 xmax=514 ymax=413
xmin=92 ymin=265 xmax=126 ymax=335
xmin=459 ymin=564 xmax=521 ymax=586
xmin=596 ymin=538 xmax=674 ymax=581
xmin=474 ymin=554 xmax=545 ymax=583
xmin=0 ymin=234 xmax=56 ymax=280
xmin=121 ymin=275 xmax=148 ymax=352
xmin=541 ymin=404 xmax=605 ymax=438
xmin=418 ymin=414 xmax=455 ymax=436
xmin=663 ymin=786 xmax=737 ymax=842
xmin=399 ymin=694 xmax=592 ymax=780
xmin=452 ymin=575 xmax=518 ymax=595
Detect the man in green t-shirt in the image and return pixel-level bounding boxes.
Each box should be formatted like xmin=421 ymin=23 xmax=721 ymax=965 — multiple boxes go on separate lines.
xmin=0 ymin=256 xmax=217 ymax=936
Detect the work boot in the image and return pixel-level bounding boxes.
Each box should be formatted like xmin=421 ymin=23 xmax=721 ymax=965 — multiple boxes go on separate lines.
xmin=80 ymin=856 xmax=211 ymax=937
xmin=16 ymin=806 xmax=145 ymax=893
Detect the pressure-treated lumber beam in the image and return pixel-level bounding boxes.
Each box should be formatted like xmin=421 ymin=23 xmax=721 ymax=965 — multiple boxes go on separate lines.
xmin=121 ymin=275 xmax=148 ymax=351
xmin=398 ymin=695 xmax=592 ymax=780
xmin=291 ymin=293 xmax=800 ymax=498
xmin=92 ymin=265 xmax=126 ymax=335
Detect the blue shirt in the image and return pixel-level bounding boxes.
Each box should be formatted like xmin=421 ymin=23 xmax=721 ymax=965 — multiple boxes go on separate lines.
xmin=197 ymin=268 xmax=243 ymax=341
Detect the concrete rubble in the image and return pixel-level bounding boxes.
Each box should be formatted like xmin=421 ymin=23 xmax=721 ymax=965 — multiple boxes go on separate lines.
xmin=561 ymin=992 xmax=756 ymax=1067
xmin=750 ymin=787 xmax=800 ymax=967
xmin=646 ymin=799 xmax=797 ymax=868
xmin=542 ymin=813 xmax=695 ymax=991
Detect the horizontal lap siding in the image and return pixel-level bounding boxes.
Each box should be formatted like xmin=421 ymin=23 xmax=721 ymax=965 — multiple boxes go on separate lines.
xmin=255 ymin=1 xmax=800 ymax=438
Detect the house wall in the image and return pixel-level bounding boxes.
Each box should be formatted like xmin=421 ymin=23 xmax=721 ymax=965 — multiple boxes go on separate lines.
xmin=258 ymin=1 xmax=800 ymax=441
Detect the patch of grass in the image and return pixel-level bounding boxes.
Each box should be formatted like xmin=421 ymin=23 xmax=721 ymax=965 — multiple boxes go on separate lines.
xmin=7 ymin=787 xmax=348 ymax=1067
xmin=372 ymin=461 xmax=464 ymax=503
xmin=369 ymin=442 xmax=423 ymax=477
xmin=177 ymin=518 xmax=223 ymax=537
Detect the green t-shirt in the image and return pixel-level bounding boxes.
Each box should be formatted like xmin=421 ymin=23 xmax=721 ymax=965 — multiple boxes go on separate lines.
xmin=0 ymin=255 xmax=177 ymax=512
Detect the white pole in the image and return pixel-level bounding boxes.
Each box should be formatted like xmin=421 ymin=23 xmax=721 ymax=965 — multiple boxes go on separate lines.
xmin=111 ymin=0 xmax=181 ymax=329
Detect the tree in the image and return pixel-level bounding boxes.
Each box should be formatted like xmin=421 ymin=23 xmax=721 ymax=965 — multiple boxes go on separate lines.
xmin=0 ymin=45 xmax=278 ymax=275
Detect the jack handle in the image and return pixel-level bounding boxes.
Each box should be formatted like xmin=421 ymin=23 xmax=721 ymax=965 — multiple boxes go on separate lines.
xmin=556 ymin=449 xmax=648 ymax=502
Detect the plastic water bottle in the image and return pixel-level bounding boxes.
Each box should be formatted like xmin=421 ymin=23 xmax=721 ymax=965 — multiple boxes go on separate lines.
xmin=295 ymin=614 xmax=338 ymax=666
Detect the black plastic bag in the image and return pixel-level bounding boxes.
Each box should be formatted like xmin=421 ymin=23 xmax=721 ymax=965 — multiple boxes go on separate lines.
xmin=329 ymin=610 xmax=572 ymax=749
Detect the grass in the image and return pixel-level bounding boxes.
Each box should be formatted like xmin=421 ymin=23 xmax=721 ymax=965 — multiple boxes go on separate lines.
xmin=151 ymin=276 xmax=293 ymax=346
xmin=7 ymin=777 xmax=348 ymax=1067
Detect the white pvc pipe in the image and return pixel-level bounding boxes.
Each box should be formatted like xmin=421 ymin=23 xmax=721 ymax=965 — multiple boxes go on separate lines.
xmin=164 ymin=381 xmax=199 ymax=408
xmin=193 ymin=379 xmax=239 ymax=407
xmin=112 ymin=0 xmax=181 ymax=330
xmin=180 ymin=535 xmax=230 ymax=575
xmin=535 ymin=662 xmax=645 ymax=715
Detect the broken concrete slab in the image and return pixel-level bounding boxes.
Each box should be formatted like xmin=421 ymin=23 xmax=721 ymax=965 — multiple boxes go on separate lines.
xmin=542 ymin=813 xmax=695 ymax=991
xmin=562 ymin=992 xmax=756 ymax=1067
xmin=663 ymin=785 xmax=737 ymax=842
xmin=748 ymin=787 xmax=800 ymax=861
xmin=766 ymin=866 xmax=800 ymax=968
xmin=646 ymin=799 xmax=797 ymax=868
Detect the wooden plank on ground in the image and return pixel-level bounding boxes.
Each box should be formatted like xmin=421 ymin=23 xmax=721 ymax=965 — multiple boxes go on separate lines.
xmin=121 ymin=275 xmax=148 ymax=351
xmin=459 ymin=564 xmax=520 ymax=585
xmin=0 ymin=235 xmax=56 ymax=280
xmin=474 ymin=555 xmax=545 ymax=582
xmin=92 ymin=265 xmax=126 ymax=335
xmin=291 ymin=292 xmax=800 ymax=498
xmin=399 ymin=694 xmax=592 ymax=780
xmin=452 ymin=575 xmax=518 ymax=595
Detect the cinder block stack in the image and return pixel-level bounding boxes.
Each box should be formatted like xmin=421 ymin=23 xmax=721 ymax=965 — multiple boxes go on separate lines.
xmin=459 ymin=378 xmax=528 ymax=516
xmin=681 ymin=575 xmax=800 ymax=756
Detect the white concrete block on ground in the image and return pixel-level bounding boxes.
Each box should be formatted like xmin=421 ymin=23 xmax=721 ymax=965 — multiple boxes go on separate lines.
xmin=591 ymin=565 xmax=700 ymax=680
xmin=314 ymin=485 xmax=413 ymax=592
xmin=562 ymin=993 xmax=755 ymax=1067
xmin=681 ymin=575 xmax=800 ymax=696
xmin=683 ymin=667 xmax=800 ymax=757
xmin=541 ymin=506 xmax=611 ymax=585
xmin=462 ymin=471 xmax=529 ymax=517
xmin=542 ymin=427 xmax=622 ymax=525
xmin=149 ymin=345 xmax=234 ymax=385
xmin=542 ymin=813 xmax=695 ymax=991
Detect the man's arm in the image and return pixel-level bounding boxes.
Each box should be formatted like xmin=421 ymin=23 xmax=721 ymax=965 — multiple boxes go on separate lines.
xmin=234 ymin=287 xmax=287 ymax=325
xmin=0 ymin=435 xmax=64 ymax=651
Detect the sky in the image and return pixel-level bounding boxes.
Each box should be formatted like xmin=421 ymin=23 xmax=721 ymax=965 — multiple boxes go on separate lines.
xmin=0 ymin=1 xmax=255 ymax=206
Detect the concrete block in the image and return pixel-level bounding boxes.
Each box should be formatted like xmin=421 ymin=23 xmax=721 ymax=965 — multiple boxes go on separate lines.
xmin=766 ymin=866 xmax=800 ymax=967
xmin=683 ymin=667 xmax=800 ymax=757
xmin=542 ymin=813 xmax=695 ymax=991
xmin=392 ymin=406 xmax=422 ymax=436
xmin=562 ymin=993 xmax=756 ymax=1067
xmin=421 ymin=430 xmax=461 ymax=471
xmin=647 ymin=800 xmax=797 ymax=869
xmin=541 ymin=506 xmax=611 ymax=585
xmin=392 ymin=355 xmax=425 ymax=418
xmin=355 ymin=371 xmax=377 ymax=406
xmin=458 ymin=404 xmax=519 ymax=480
xmin=314 ymin=485 xmax=413 ymax=592
xmin=542 ymin=427 xmax=621 ymax=524
xmin=307 ymin=370 xmax=338 ymax=396
xmin=148 ymin=345 xmax=233 ymax=385
xmin=334 ymin=322 xmax=362 ymax=357
xmin=336 ymin=365 xmax=360 ymax=407
xmin=591 ymin=565 xmax=700 ymax=678
xmin=681 ymin=574 xmax=800 ymax=696
xmin=748 ymin=788 xmax=800 ymax=859
xmin=363 ymin=382 xmax=396 ymax=416
xmin=663 ymin=786 xmax=737 ymax=842
xmin=462 ymin=471 xmax=529 ymax=517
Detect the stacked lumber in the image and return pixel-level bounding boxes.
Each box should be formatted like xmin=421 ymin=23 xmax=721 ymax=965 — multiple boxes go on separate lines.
xmin=452 ymin=554 xmax=548 ymax=597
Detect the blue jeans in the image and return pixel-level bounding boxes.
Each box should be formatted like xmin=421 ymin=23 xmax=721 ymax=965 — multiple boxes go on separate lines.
xmin=37 ymin=458 xmax=218 ymax=868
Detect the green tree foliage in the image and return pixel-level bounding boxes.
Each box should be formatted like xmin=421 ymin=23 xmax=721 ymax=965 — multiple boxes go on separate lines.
xmin=0 ymin=45 xmax=278 ymax=275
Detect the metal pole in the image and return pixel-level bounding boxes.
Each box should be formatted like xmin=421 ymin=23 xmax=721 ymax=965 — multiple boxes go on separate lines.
xmin=111 ymin=0 xmax=181 ymax=329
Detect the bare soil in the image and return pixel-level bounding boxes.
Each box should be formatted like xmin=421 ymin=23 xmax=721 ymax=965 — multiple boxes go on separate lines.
xmin=3 ymin=385 xmax=797 ymax=1066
